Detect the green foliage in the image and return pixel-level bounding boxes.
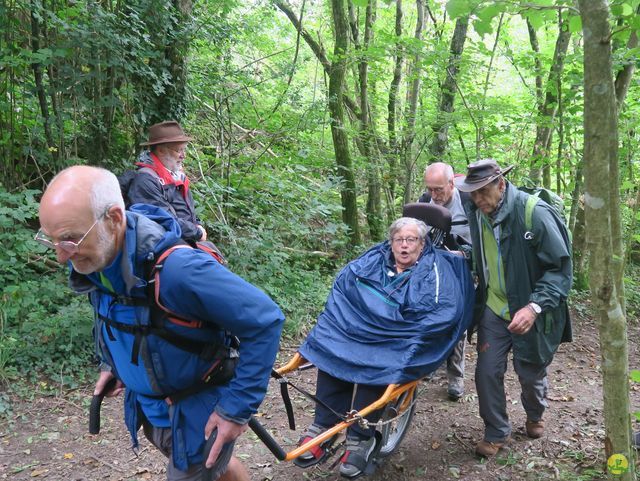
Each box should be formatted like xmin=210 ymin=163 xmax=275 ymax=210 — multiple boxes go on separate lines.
xmin=0 ymin=0 xmax=639 ymax=403
xmin=0 ymin=0 xmax=197 ymax=188
xmin=191 ymin=160 xmax=350 ymax=337
xmin=446 ymin=0 xmax=481 ymax=19
xmin=8 ymin=294 xmax=94 ymax=389
xmin=0 ymin=185 xmax=95 ymax=388
xmin=0 ymin=186 xmax=42 ymax=287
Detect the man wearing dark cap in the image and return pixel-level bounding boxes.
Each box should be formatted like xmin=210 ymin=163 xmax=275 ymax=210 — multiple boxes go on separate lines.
xmin=456 ymin=159 xmax=572 ymax=457
xmin=127 ymin=121 xmax=208 ymax=243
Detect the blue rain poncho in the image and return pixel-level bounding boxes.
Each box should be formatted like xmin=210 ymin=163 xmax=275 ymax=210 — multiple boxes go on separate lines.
xmin=299 ymin=240 xmax=475 ymax=385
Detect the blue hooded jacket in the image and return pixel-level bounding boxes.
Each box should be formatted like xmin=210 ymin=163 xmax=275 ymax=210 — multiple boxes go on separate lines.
xmin=300 ymin=239 xmax=474 ymax=385
xmin=69 ymin=204 xmax=285 ymax=470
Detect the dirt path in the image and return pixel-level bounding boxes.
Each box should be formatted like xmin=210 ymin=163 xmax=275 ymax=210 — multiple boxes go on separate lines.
xmin=0 ymin=304 xmax=635 ymax=480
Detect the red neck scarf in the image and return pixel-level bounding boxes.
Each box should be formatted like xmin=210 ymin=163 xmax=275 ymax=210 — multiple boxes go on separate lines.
xmin=136 ymin=153 xmax=190 ymax=200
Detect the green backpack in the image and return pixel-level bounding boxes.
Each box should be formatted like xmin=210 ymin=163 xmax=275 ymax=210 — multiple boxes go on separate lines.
xmin=519 ymin=180 xmax=568 ymax=232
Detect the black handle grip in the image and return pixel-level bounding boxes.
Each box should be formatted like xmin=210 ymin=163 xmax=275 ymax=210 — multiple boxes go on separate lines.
xmin=89 ymin=377 xmax=117 ymax=435
xmin=248 ymin=416 xmax=286 ymax=461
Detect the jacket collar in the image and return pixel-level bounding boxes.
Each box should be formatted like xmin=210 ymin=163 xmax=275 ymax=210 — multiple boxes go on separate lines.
xmin=69 ymin=209 xmax=182 ymax=296
xmin=491 ymin=182 xmax=516 ymax=225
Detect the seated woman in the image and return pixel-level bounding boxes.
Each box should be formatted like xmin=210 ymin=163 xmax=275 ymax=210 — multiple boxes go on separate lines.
xmin=296 ymin=217 xmax=475 ymax=478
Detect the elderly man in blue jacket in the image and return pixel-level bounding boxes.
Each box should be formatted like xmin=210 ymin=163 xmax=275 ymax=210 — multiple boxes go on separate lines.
xmin=36 ymin=165 xmax=285 ymax=481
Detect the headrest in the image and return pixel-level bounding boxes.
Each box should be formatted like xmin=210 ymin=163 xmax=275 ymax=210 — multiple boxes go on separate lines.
xmin=402 ymin=203 xmax=451 ymax=234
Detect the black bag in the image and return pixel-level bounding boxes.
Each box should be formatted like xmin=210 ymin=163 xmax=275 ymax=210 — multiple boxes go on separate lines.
xmin=117 ymin=169 xmax=138 ymax=208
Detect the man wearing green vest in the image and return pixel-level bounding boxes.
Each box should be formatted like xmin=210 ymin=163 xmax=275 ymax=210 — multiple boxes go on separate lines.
xmin=456 ymin=159 xmax=572 ymax=457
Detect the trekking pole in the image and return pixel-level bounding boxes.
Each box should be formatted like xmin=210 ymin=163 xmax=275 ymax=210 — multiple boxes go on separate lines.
xmin=248 ymin=416 xmax=287 ymax=460
xmin=89 ymin=377 xmax=117 ymax=434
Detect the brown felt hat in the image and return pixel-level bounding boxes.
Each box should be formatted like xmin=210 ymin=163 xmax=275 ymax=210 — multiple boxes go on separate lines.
xmin=140 ymin=121 xmax=194 ymax=146
xmin=455 ymin=159 xmax=514 ymax=192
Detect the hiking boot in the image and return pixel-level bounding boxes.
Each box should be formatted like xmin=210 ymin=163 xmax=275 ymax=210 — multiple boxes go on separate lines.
xmin=339 ymin=436 xmax=376 ymax=478
xmin=475 ymin=438 xmax=508 ymax=457
xmin=633 ymin=432 xmax=640 ymax=449
xmin=525 ymin=419 xmax=545 ymax=439
xmin=447 ymin=376 xmax=464 ymax=401
xmin=294 ymin=424 xmax=336 ymax=468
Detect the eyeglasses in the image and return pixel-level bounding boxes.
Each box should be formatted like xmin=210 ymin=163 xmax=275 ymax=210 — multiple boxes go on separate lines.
xmin=392 ymin=236 xmax=420 ymax=245
xmin=167 ymin=145 xmax=187 ymax=156
xmin=426 ymin=185 xmax=447 ymax=195
xmin=34 ymin=212 xmax=106 ymax=254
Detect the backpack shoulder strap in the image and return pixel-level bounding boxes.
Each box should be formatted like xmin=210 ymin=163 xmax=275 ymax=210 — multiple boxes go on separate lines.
xmin=525 ymin=194 xmax=540 ymax=232
xmin=137 ymin=165 xmax=163 ymax=182
xmin=148 ymin=242 xmax=224 ymax=325
xmin=459 ymin=190 xmax=472 ymax=204
xmin=148 ymin=244 xmax=201 ymax=325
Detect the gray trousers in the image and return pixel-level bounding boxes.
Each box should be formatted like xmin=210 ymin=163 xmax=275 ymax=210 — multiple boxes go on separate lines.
xmin=447 ymin=337 xmax=466 ymax=381
xmin=475 ymin=307 xmax=549 ymax=442
xmin=142 ymin=419 xmax=234 ymax=481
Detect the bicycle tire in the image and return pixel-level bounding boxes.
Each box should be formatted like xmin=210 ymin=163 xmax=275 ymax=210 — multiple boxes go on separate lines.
xmin=376 ymin=388 xmax=417 ymax=458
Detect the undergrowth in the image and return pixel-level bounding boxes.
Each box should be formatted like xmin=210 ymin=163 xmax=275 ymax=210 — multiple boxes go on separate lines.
xmin=0 ymin=164 xmax=353 ymax=404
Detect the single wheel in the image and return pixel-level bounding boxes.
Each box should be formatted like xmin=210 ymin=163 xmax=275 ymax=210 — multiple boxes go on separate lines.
xmin=376 ymin=387 xmax=417 ymax=458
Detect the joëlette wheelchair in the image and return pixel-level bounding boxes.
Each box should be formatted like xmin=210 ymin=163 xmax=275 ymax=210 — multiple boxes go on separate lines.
xmin=246 ymin=202 xmax=456 ymax=476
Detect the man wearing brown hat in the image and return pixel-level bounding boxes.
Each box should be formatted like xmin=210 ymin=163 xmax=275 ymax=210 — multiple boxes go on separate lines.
xmin=456 ymin=159 xmax=572 ymax=457
xmin=127 ymin=121 xmax=208 ymax=242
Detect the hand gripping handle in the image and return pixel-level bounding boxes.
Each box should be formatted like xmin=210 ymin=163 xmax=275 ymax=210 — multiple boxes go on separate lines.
xmin=89 ymin=377 xmax=117 ymax=435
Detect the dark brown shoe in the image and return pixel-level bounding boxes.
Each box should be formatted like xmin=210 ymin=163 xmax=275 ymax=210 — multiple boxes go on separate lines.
xmin=475 ymin=439 xmax=508 ymax=457
xmin=526 ymin=420 xmax=544 ymax=439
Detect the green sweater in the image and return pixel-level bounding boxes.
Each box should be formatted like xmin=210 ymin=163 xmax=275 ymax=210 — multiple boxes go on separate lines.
xmin=480 ymin=215 xmax=510 ymax=320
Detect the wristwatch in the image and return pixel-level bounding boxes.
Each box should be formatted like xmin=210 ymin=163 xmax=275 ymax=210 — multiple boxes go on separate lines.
xmin=528 ymin=302 xmax=542 ymax=316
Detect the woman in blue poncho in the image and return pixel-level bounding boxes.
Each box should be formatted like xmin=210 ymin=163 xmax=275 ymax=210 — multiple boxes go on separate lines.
xmin=296 ymin=217 xmax=474 ymax=478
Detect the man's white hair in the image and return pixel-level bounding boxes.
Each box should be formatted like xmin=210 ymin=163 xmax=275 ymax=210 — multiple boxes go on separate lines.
xmin=89 ymin=168 xmax=125 ymax=219
xmin=424 ymin=162 xmax=454 ymax=182
xmin=388 ymin=217 xmax=428 ymax=242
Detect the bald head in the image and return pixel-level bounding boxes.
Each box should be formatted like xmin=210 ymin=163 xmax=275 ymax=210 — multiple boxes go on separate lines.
xmin=39 ymin=166 xmax=126 ymax=274
xmin=424 ymin=162 xmax=453 ymax=183
xmin=41 ymin=166 xmax=125 ymax=218
xmin=424 ymin=162 xmax=455 ymax=206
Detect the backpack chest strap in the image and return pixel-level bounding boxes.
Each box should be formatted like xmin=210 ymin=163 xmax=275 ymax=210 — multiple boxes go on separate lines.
xmin=98 ymin=312 xmax=230 ymax=364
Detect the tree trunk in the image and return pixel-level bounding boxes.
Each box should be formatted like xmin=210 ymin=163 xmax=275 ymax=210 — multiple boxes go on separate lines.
xmin=527 ymin=19 xmax=543 ymax=114
xmin=86 ymin=1 xmax=108 ymax=162
xmin=529 ymin=12 xmax=571 ymax=185
xmin=359 ymin=0 xmax=383 ymax=240
xmin=611 ymin=22 xmax=638 ymax=313
xmin=274 ymin=0 xmax=361 ymax=118
xmin=614 ymin=20 xmax=638 ymax=109
xmin=427 ymin=15 xmax=469 ymax=163
xmin=569 ymin=158 xmax=588 ymax=290
xmin=167 ymin=0 xmax=192 ymax=120
xmin=385 ymin=0 xmax=403 ymax=222
xmin=30 ymin=1 xmax=55 ymax=154
xmin=579 ymin=3 xmax=635 ymax=480
xmin=477 ymin=13 xmax=504 ymax=159
xmin=556 ymin=72 xmax=564 ymax=194
xmin=626 ymin=187 xmax=640 ymax=263
xmin=330 ymin=0 xmax=360 ymax=246
xmin=401 ymin=0 xmax=425 ymax=204
xmin=38 ymin=7 xmax=64 ymax=165
xmin=568 ymin=159 xmax=582 ymax=236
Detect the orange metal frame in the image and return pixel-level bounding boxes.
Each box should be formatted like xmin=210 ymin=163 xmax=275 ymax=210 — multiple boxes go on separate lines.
xmin=275 ymin=353 xmax=420 ymax=462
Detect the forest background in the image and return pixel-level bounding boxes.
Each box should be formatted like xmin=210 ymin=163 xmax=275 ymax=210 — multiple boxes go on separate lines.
xmin=1 ymin=0 xmax=640 ymax=477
